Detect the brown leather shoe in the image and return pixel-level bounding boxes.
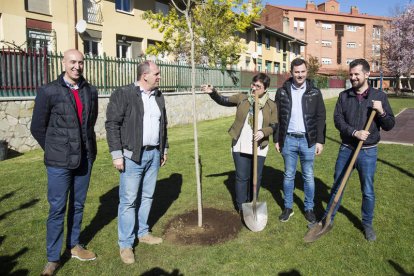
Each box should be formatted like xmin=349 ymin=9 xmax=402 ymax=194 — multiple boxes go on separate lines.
xmin=120 ymin=248 xmax=135 ymax=264
xmin=138 ymin=234 xmax=163 ymax=245
xmin=41 ymin=261 xmax=59 ymax=276
xmin=70 ymin=245 xmax=96 ymax=261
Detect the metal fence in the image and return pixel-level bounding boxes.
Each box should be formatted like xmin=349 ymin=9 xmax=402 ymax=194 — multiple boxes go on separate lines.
xmin=1 ymin=47 xmax=255 ymax=97
xmin=0 ymin=47 xmax=48 ymax=97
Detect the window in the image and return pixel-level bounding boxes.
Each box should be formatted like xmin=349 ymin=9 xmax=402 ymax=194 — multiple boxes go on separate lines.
xmin=257 ymin=32 xmax=262 ymax=55
xmin=116 ymin=35 xmax=131 ymax=59
xmin=27 ymin=29 xmax=52 ymax=51
xmin=346 ymin=42 xmax=356 ymax=48
xmin=294 ymin=19 xmax=305 ymax=33
xmin=116 ymin=35 xmax=143 ymax=59
xmin=346 ymin=59 xmax=354 ymax=65
xmin=265 ymin=60 xmax=272 ymax=73
xmin=155 ymin=1 xmax=169 ymax=15
xmin=265 ymin=34 xmax=270 ymax=49
xmin=116 ymin=0 xmax=132 ymax=12
xmin=372 ymin=44 xmax=381 ymax=55
xmin=346 ymin=25 xmax=357 ymax=32
xmin=282 ymin=63 xmax=286 ymax=73
xmin=257 ymin=58 xmax=262 ymax=72
xmin=117 ymin=42 xmax=130 ymax=58
xmin=291 ymin=44 xmax=300 ymax=56
xmin=274 ymin=62 xmax=280 ymax=74
xmin=373 ymin=26 xmax=381 ymax=39
xmin=25 ymin=0 xmax=50 ymax=15
xmin=300 ymin=46 xmax=305 ymax=53
xmin=84 ymin=40 xmax=99 ymax=57
xmin=275 ymin=39 xmax=280 ymax=53
xmin=372 ymin=61 xmax=379 ymax=72
xmin=322 ymin=23 xmax=332 ymax=30
xmin=83 ymin=0 xmax=103 ymax=24
xmin=82 ymin=29 xmax=102 ymax=56
xmin=26 ymin=19 xmax=52 ymax=51
xmin=321 ymin=58 xmax=332 ymax=65
xmin=299 ymin=21 xmax=305 ymax=33
xmin=321 ymin=40 xmax=332 ymax=47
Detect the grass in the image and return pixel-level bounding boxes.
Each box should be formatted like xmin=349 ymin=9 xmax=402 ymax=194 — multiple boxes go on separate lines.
xmin=1 ymin=96 xmax=414 ymax=275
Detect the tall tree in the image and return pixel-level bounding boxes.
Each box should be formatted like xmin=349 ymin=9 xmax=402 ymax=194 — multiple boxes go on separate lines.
xmin=143 ymin=0 xmax=261 ymax=226
xmin=143 ymin=0 xmax=261 ymax=67
xmin=383 ymin=4 xmax=414 ymax=91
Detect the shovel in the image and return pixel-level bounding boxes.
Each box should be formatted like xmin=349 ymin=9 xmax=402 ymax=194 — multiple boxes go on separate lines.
xmin=242 ymin=90 xmax=268 ymax=232
xmin=304 ymin=109 xmax=377 ymax=243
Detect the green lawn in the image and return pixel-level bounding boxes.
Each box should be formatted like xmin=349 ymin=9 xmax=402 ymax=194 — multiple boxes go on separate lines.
xmin=1 ymin=97 xmax=413 ymax=275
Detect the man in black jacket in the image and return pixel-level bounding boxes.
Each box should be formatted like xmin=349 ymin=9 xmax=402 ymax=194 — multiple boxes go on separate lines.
xmin=105 ymin=61 xmax=168 ymax=264
xmin=274 ymin=58 xmax=326 ymax=224
xmin=31 ymin=49 xmax=98 ymax=276
xmin=323 ymin=59 xmax=395 ymax=241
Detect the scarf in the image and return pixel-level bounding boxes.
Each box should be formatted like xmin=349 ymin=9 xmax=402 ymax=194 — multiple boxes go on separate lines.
xmin=247 ymin=91 xmax=269 ymax=129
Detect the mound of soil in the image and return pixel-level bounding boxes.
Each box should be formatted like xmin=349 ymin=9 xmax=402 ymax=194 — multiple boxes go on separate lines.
xmin=163 ymin=208 xmax=242 ymax=245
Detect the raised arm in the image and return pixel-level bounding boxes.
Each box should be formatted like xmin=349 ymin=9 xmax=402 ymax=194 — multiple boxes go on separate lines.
xmin=201 ymin=84 xmax=237 ymax=107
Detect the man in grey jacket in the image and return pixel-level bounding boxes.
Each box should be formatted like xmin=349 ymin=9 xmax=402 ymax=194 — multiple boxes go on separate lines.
xmin=105 ymin=61 xmax=168 ymax=264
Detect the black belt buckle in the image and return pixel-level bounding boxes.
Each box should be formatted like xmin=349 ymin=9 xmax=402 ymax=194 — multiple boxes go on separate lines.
xmin=142 ymin=145 xmax=159 ymax=151
xmin=288 ymin=132 xmax=305 ymax=138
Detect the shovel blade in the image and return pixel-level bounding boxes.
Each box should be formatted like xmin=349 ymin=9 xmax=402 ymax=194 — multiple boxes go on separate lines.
xmin=242 ymin=201 xmax=268 ymax=232
xmin=304 ymin=221 xmax=334 ymax=243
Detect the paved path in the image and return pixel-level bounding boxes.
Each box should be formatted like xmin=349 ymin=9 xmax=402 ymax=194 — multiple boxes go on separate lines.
xmin=381 ymin=108 xmax=414 ymax=145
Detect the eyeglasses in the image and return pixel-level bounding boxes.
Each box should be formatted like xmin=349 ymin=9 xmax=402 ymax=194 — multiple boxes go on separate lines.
xmin=251 ymin=83 xmax=264 ymax=89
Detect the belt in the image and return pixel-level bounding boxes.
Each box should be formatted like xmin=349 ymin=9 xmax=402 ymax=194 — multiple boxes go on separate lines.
xmin=142 ymin=145 xmax=159 ymax=151
xmin=287 ymin=132 xmax=305 ymax=138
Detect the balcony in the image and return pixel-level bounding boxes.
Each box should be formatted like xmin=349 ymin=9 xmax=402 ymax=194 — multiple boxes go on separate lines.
xmin=83 ymin=0 xmax=103 ymax=25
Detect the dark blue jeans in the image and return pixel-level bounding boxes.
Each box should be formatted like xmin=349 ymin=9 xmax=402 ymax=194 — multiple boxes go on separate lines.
xmin=281 ymin=135 xmax=316 ymax=211
xmin=325 ymin=145 xmax=378 ymax=226
xmin=46 ymin=154 xmax=92 ymax=262
xmin=232 ymin=151 xmax=266 ymax=211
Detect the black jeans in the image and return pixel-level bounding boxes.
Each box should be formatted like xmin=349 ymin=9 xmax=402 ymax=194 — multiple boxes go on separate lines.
xmin=232 ymin=151 xmax=266 ymax=210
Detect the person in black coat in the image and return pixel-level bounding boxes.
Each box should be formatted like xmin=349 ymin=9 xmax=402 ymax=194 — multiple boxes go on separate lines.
xmin=274 ymin=58 xmax=326 ymax=224
xmin=322 ymin=58 xmax=395 ymax=241
xmin=31 ymin=49 xmax=98 ymax=276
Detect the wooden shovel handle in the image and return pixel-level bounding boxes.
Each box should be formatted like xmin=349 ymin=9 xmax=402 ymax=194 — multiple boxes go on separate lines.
xmin=253 ymin=91 xmax=259 ymax=206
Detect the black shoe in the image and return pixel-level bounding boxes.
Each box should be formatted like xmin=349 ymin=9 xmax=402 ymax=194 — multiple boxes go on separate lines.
xmin=279 ymin=208 xmax=294 ymax=222
xmin=305 ymin=210 xmax=316 ymax=223
xmin=363 ymin=225 xmax=377 ymax=241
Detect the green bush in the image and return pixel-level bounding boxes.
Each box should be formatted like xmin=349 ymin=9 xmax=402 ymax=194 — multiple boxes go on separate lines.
xmin=312 ymin=74 xmax=329 ymax=88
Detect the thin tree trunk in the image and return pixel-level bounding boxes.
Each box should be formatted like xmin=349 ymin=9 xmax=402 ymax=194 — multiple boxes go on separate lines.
xmin=185 ymin=7 xmax=203 ymax=227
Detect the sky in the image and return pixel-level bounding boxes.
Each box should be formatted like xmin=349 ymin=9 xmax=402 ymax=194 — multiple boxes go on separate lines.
xmin=264 ymin=0 xmax=411 ymax=17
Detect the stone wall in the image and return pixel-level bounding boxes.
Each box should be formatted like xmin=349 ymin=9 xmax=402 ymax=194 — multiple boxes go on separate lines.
xmin=0 ymin=88 xmax=342 ymax=153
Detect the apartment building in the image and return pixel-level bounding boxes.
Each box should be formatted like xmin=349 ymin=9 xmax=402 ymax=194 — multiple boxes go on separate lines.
xmin=239 ymin=22 xmax=306 ymax=73
xmin=0 ymin=0 xmax=167 ymax=58
xmin=0 ymin=0 xmax=304 ymax=73
xmin=257 ymin=0 xmax=390 ymax=74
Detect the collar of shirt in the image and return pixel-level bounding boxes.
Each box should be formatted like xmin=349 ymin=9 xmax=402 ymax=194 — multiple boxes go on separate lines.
xmin=355 ymin=87 xmax=369 ymax=101
xmin=135 ymin=82 xmax=155 ymax=96
xmin=291 ymin=82 xmax=306 ymax=91
xmin=141 ymin=90 xmax=155 ymax=97
xmin=63 ymin=77 xmax=79 ymax=90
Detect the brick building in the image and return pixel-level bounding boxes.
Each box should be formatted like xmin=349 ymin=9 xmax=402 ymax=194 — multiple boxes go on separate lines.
xmin=258 ymin=0 xmax=391 ymax=75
